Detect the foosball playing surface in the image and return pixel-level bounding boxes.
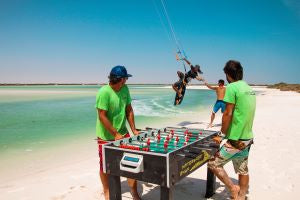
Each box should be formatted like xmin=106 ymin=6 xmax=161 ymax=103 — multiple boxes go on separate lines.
xmin=109 ymin=127 xmax=214 ymax=153
xmin=103 ymin=127 xmax=220 ymax=200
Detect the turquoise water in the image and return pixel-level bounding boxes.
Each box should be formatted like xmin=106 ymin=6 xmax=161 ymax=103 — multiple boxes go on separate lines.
xmin=0 ymin=85 xmax=215 ymax=160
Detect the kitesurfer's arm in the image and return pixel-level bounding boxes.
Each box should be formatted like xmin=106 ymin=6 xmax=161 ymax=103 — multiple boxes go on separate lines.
xmin=195 ymin=75 xmax=204 ymax=82
xmin=182 ymin=58 xmax=192 ymax=67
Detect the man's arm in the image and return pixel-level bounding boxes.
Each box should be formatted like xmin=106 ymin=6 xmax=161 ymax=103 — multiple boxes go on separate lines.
xmin=221 ymin=103 xmax=235 ymax=135
xmin=98 ymin=109 xmax=123 ymax=140
xmin=195 ymin=75 xmax=204 ymax=82
xmin=126 ymin=104 xmax=139 ymax=135
xmin=204 ymin=80 xmax=217 ymax=90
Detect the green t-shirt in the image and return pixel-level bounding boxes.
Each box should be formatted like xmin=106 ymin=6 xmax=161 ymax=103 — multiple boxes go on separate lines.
xmin=223 ymin=80 xmax=256 ymax=140
xmin=95 ymin=84 xmax=132 ymax=140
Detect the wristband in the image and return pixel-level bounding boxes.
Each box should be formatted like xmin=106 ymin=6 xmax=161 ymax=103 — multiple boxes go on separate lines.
xmin=217 ymin=131 xmax=225 ymax=138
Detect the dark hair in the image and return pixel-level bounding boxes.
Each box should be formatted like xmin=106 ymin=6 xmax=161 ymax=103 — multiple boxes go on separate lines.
xmin=192 ymin=65 xmax=203 ymax=74
xmin=218 ymin=79 xmax=225 ymax=85
xmin=108 ymin=75 xmax=122 ymax=84
xmin=223 ymin=60 xmax=243 ymax=81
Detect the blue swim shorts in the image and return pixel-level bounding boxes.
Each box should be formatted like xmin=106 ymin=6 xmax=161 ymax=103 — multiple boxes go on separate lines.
xmin=213 ymin=100 xmax=226 ymax=113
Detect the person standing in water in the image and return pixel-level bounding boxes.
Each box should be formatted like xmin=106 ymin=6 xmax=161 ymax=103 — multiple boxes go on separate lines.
xmin=204 ymin=79 xmax=226 ymax=128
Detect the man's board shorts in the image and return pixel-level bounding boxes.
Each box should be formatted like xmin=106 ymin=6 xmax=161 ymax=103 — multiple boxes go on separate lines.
xmin=208 ymin=139 xmax=253 ymax=175
xmin=98 ymin=133 xmax=130 ymax=172
xmin=213 ymin=100 xmax=226 ymax=113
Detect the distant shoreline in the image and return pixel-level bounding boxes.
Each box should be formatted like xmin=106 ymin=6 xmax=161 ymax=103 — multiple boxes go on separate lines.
xmin=0 ymin=83 xmax=104 ymax=86
xmin=0 ymin=83 xmax=271 ymax=86
xmin=267 ymin=82 xmax=300 ymax=93
xmin=2 ymin=83 xmax=300 ymax=93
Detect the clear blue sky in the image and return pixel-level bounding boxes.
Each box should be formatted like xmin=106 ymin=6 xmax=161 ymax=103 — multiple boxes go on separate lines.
xmin=1 ymin=0 xmax=299 ymax=84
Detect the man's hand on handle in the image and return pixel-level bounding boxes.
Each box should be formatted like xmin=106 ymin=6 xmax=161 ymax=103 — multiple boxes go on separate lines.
xmin=213 ymin=131 xmax=225 ymax=144
xmin=212 ymin=136 xmax=223 ymax=144
xmin=114 ymin=132 xmax=124 ymax=140
xmin=132 ymin=129 xmax=140 ymax=135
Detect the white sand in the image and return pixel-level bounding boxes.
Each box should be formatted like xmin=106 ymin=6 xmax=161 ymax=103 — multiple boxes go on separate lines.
xmin=0 ymin=87 xmax=299 ymax=200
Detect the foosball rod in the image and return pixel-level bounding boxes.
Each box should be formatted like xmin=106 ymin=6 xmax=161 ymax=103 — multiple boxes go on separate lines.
xmin=164 ymin=127 xmax=206 ymax=133
xmin=138 ymin=135 xmax=198 ymax=145
xmin=147 ymin=132 xmax=201 ymax=141
xmin=163 ymin=130 xmax=210 ymax=137
xmin=127 ymin=139 xmax=187 ymax=149
xmin=150 ymin=129 xmax=206 ymax=137
xmin=118 ymin=143 xmax=176 ymax=152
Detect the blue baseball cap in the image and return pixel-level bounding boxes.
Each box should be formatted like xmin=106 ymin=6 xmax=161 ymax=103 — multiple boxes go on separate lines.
xmin=109 ymin=65 xmax=132 ymax=78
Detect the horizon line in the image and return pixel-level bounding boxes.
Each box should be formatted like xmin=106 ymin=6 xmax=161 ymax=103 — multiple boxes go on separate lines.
xmin=0 ymin=83 xmax=281 ymax=86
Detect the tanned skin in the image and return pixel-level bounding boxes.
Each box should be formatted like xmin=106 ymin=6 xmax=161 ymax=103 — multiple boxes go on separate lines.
xmin=205 ymin=81 xmax=226 ymax=128
xmin=209 ymin=74 xmax=249 ymax=200
xmin=98 ymin=77 xmax=141 ymax=200
xmin=172 ymin=58 xmax=203 ymax=104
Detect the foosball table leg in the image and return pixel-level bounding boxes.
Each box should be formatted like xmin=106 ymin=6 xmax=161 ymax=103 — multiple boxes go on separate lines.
xmin=205 ymin=168 xmax=216 ymax=198
xmin=109 ymin=175 xmax=121 ymax=200
xmin=160 ymin=186 xmax=174 ymax=200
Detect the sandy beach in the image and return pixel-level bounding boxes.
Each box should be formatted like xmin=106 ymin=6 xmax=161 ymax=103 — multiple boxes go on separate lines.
xmin=0 ymin=86 xmax=299 ymax=200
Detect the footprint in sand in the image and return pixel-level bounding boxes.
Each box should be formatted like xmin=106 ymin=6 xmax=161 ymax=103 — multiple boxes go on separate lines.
xmin=142 ymin=182 xmax=153 ymax=187
xmin=51 ymin=194 xmax=66 ymax=200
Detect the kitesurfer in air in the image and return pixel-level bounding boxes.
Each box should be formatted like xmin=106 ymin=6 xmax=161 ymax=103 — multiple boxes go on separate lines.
xmin=172 ymin=58 xmax=204 ymax=105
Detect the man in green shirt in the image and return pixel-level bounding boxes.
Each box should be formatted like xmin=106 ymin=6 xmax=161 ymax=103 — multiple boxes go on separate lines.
xmin=96 ymin=65 xmax=141 ymax=200
xmin=208 ymin=60 xmax=256 ymax=200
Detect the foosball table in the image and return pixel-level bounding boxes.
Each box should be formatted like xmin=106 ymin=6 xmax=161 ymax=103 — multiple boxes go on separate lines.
xmin=102 ymin=127 xmax=219 ymax=200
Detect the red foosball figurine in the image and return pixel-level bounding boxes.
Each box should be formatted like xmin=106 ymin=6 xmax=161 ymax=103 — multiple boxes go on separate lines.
xmin=142 ymin=147 xmax=149 ymax=152
xmin=157 ymin=134 xmax=161 ymax=142
xmin=184 ymin=130 xmax=189 ymax=135
xmin=164 ymin=141 xmax=168 ymax=149
xmin=166 ymin=135 xmax=170 ymax=141
xmin=147 ymin=138 xmax=151 ymax=146
xmin=185 ymin=137 xmax=189 ymax=142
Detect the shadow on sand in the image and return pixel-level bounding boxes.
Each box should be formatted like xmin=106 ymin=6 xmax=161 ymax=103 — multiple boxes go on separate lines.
xmin=176 ymin=121 xmax=208 ymax=127
xmin=119 ymin=176 xmax=239 ymax=200
xmin=176 ymin=121 xmax=222 ymax=129
xmin=212 ymin=123 xmax=221 ymax=128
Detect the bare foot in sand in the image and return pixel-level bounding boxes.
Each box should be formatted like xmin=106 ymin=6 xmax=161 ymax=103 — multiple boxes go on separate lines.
xmin=237 ymin=191 xmax=247 ymax=200
xmin=130 ymin=190 xmax=141 ymax=200
xmin=103 ymin=191 xmax=109 ymax=200
xmin=230 ymin=185 xmax=240 ymax=200
xmin=207 ymin=123 xmax=213 ymax=128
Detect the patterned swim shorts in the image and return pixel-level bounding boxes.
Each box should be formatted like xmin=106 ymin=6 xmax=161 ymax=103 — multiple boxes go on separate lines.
xmin=208 ymin=139 xmax=253 ymax=175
